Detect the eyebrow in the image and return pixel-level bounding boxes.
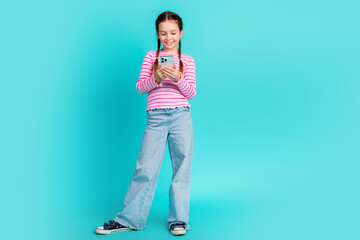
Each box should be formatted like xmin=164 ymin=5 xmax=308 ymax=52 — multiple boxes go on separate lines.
xmin=160 ymin=30 xmax=177 ymax=33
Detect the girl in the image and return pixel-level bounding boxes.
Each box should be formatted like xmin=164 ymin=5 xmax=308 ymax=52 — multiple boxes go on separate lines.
xmin=95 ymin=11 xmax=196 ymax=236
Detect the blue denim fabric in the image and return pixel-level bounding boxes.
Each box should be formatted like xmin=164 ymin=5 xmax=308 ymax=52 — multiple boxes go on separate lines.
xmin=113 ymin=106 xmax=192 ymax=231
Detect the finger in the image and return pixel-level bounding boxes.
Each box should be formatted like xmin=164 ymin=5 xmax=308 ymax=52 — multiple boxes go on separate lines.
xmin=162 ymin=68 xmax=170 ymax=74
xmin=165 ymin=65 xmax=175 ymax=70
xmin=164 ymin=72 xmax=173 ymax=78
xmin=163 ymin=67 xmax=174 ymax=73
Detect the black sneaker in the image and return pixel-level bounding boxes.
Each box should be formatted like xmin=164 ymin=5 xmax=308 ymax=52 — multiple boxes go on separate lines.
xmin=95 ymin=220 xmax=133 ymax=234
xmin=169 ymin=222 xmax=187 ymax=236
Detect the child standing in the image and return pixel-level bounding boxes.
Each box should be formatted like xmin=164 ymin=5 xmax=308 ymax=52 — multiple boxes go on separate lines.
xmin=95 ymin=11 xmax=196 ymax=236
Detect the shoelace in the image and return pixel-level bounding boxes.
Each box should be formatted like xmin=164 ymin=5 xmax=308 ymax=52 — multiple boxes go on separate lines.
xmin=103 ymin=220 xmax=123 ymax=230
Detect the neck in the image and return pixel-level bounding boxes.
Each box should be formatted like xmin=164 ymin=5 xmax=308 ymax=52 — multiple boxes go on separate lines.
xmin=161 ymin=48 xmax=178 ymax=54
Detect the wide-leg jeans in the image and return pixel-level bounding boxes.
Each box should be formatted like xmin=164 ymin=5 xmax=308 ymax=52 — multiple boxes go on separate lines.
xmin=113 ymin=106 xmax=193 ymax=231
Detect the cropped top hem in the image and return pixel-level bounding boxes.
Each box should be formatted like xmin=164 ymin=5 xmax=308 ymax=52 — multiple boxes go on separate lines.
xmin=146 ymin=104 xmax=191 ymax=112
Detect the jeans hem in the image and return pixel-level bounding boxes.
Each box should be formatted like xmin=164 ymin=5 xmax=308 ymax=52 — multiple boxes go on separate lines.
xmin=113 ymin=218 xmax=145 ymax=230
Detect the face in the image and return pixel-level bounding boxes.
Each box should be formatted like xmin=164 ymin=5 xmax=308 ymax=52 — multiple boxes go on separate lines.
xmin=157 ymin=20 xmax=183 ymax=53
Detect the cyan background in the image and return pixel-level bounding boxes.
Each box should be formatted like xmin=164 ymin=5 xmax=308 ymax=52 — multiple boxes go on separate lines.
xmin=1 ymin=0 xmax=359 ymax=239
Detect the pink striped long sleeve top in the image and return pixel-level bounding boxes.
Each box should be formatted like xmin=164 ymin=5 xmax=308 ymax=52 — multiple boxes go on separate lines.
xmin=136 ymin=50 xmax=197 ymax=111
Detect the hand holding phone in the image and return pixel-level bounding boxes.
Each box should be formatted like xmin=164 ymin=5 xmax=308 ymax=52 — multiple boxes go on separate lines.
xmin=161 ymin=65 xmax=181 ymax=82
xmin=154 ymin=67 xmax=166 ymax=84
xmin=157 ymin=55 xmax=181 ymax=83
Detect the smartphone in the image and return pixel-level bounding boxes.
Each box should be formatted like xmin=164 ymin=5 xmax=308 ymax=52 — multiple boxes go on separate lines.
xmin=160 ymin=55 xmax=174 ymax=68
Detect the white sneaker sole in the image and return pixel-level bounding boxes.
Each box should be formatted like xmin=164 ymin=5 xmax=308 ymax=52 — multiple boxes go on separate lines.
xmin=171 ymin=229 xmax=187 ymax=235
xmin=95 ymin=226 xmax=133 ymax=235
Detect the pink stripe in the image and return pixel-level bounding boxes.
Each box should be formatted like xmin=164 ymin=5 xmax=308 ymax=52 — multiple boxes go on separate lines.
xmin=151 ymin=89 xmax=182 ymax=94
xmin=148 ymin=92 xmax=185 ymax=97
xmin=149 ymin=101 xmax=189 ymax=106
xmin=148 ymin=93 xmax=185 ymax=98
xmin=149 ymin=97 xmax=186 ymax=102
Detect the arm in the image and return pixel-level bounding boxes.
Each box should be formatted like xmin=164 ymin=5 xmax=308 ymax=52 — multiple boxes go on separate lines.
xmin=136 ymin=52 xmax=162 ymax=94
xmin=173 ymin=56 xmax=197 ymax=99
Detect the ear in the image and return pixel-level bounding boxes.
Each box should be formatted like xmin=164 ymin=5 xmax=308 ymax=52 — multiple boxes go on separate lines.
xmin=180 ymin=29 xmax=183 ymax=38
